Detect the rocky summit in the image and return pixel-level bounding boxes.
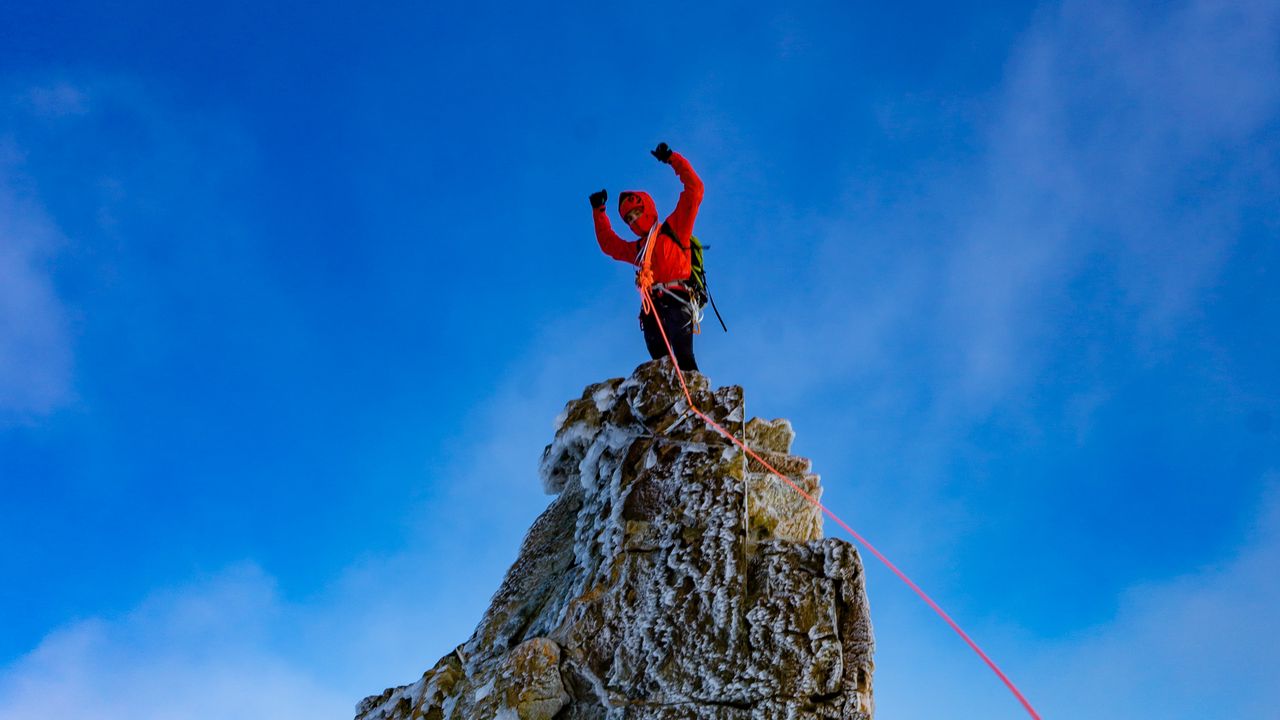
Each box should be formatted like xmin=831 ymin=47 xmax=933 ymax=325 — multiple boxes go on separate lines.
xmin=356 ymin=360 xmax=875 ymax=719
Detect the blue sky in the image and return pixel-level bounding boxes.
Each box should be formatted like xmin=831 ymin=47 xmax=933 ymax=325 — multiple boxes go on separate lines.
xmin=1 ymin=0 xmax=1278 ymax=717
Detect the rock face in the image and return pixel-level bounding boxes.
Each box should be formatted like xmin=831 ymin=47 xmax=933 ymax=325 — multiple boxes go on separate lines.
xmin=356 ymin=361 xmax=875 ymax=720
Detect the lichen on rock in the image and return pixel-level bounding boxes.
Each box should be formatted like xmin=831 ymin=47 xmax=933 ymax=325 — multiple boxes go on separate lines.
xmin=357 ymin=359 xmax=875 ymax=720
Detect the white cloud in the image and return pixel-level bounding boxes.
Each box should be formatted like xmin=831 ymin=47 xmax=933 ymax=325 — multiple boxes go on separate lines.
xmin=989 ymin=0 xmax=1278 ymax=332
xmin=0 ymin=63 xmax=638 ymax=709
xmin=693 ymin=0 xmax=1280 ymax=555
xmin=0 ymin=564 xmax=348 ymax=720
xmin=714 ymin=1 xmax=1280 ymax=713
xmin=860 ymin=479 xmax=1280 ymax=720
xmin=729 ymin=0 xmax=1280 ymax=421
xmin=0 ymin=297 xmax=638 ymax=720
xmin=0 ymin=150 xmax=74 ymax=424
xmin=1032 ymin=480 xmax=1280 ymax=718
xmin=2 ymin=1 xmax=1276 ymax=718
xmin=926 ymin=0 xmax=1279 ymax=416
xmin=0 ymin=73 xmax=266 ymax=424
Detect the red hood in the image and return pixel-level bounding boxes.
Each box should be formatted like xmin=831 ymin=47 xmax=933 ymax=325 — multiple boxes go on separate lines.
xmin=618 ymin=190 xmax=658 ymax=237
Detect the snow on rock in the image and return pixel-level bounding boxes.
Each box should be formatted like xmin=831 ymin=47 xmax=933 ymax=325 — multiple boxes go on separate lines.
xmin=357 ymin=359 xmax=875 ymax=720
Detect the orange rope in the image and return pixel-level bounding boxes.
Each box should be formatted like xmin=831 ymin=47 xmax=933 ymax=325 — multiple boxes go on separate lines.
xmin=634 ymin=222 xmax=659 ymax=291
xmin=634 ymin=245 xmax=1041 ymax=720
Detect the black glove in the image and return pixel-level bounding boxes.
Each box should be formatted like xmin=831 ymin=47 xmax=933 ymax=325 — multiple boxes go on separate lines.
xmin=589 ymin=189 xmax=607 ymax=209
xmin=651 ymin=142 xmax=673 ymax=163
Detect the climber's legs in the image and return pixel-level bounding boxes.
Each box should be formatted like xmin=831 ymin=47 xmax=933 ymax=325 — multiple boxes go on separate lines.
xmin=640 ymin=291 xmax=699 ymax=373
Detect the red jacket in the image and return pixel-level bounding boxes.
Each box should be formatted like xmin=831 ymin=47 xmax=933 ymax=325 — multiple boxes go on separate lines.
xmin=594 ymin=152 xmax=704 ymax=286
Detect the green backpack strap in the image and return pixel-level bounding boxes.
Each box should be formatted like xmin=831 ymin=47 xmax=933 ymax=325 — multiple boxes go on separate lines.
xmin=659 ymin=226 xmax=727 ymax=332
xmin=688 ymin=235 xmax=727 ymax=333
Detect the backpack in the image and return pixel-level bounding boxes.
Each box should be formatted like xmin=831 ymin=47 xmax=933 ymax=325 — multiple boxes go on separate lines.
xmin=640 ymin=223 xmax=728 ymax=332
xmin=681 ymin=233 xmax=727 ymax=333
xmin=687 ymin=235 xmax=709 ymax=303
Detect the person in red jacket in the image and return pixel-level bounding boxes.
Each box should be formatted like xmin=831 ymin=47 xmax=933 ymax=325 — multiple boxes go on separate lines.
xmin=589 ymin=142 xmax=704 ymax=372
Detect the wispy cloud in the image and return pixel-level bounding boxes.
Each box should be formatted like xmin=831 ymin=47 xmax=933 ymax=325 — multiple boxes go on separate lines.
xmin=0 ymin=289 xmax=637 ymax=718
xmin=2 ymin=1 xmax=1276 ymax=718
xmin=0 ymin=72 xmax=277 ymax=423
xmin=855 ymin=476 xmax=1280 ymax=720
xmin=949 ymin=0 xmax=1275 ymax=406
xmin=848 ymin=1 xmax=1278 ymax=715
xmin=20 ymin=83 xmax=89 ymax=118
xmin=0 ymin=564 xmax=348 ymax=720
xmin=1032 ymin=478 xmax=1280 ymax=718
xmin=705 ymin=1 xmax=1279 ymax=714
xmin=709 ymin=0 xmax=1280 ymax=516
xmin=963 ymin=0 xmax=1280 ymax=354
xmin=0 ymin=145 xmax=74 ymax=424
xmin=732 ymin=0 xmax=1280 ymax=417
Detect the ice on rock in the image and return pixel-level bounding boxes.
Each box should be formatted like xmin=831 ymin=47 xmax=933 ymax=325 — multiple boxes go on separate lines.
xmin=591 ymin=382 xmax=618 ymax=412
xmin=358 ymin=360 xmax=875 ymax=720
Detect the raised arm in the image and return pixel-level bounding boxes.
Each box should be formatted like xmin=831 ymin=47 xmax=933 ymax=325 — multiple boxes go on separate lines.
xmin=590 ymin=189 xmax=639 ymax=264
xmin=654 ymin=145 xmax=703 ymax=243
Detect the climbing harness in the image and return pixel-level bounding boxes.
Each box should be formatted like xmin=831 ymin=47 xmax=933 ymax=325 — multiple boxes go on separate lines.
xmin=654 ymin=282 xmax=704 ymax=334
xmin=634 ymin=224 xmax=701 ymax=333
xmin=633 ymin=237 xmax=1042 ymax=720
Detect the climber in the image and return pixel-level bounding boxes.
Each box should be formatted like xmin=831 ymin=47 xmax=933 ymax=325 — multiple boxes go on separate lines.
xmin=589 ymin=142 xmax=704 ymax=372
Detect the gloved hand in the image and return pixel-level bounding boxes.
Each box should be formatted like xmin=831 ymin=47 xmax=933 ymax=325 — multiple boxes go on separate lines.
xmin=651 ymin=142 xmax=673 ymax=163
xmin=589 ymin=189 xmax=607 ymax=209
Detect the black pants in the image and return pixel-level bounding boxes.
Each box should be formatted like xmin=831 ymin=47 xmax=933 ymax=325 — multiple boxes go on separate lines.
xmin=640 ymin=291 xmax=699 ymax=372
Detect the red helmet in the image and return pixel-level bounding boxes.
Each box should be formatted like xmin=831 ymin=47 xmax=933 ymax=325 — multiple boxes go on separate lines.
xmin=618 ymin=191 xmax=658 ymax=237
